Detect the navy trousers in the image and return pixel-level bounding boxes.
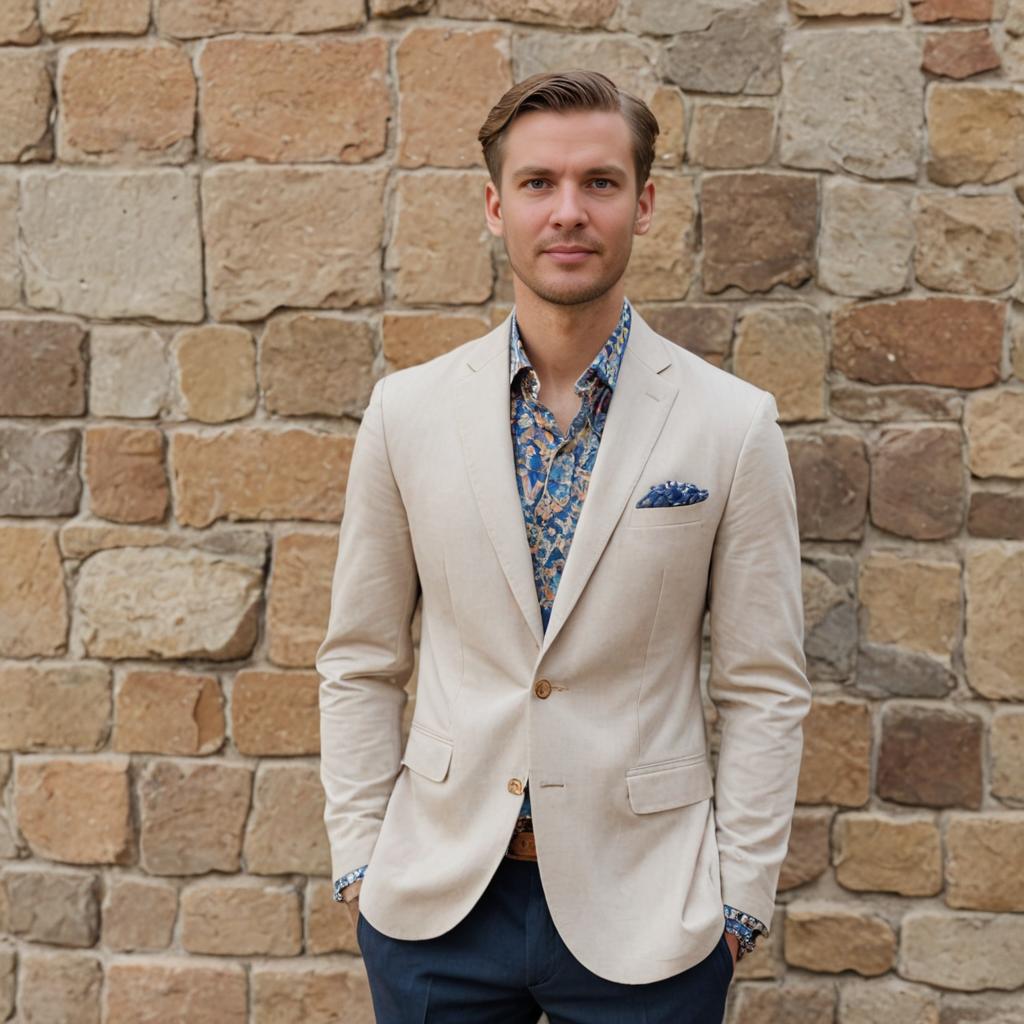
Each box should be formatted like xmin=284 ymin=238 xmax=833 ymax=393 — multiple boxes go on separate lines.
xmin=356 ymin=853 xmax=734 ymax=1023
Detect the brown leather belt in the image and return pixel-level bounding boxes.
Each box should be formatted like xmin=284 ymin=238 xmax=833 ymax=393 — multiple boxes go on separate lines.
xmin=505 ymin=815 xmax=537 ymax=861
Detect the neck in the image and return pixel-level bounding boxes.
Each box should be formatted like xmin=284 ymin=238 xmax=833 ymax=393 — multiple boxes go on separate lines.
xmin=512 ymin=284 xmax=625 ymax=392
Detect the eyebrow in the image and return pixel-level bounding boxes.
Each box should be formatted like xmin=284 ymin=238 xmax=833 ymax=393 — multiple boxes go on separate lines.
xmin=511 ymin=165 xmax=628 ymax=180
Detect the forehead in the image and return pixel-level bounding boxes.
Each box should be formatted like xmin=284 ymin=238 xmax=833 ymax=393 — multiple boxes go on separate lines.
xmin=502 ymin=108 xmax=633 ymax=176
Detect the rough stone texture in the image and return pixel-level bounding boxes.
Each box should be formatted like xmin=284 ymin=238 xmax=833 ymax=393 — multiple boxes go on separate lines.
xmin=991 ymin=711 xmax=1024 ymax=802
xmin=138 ymin=760 xmax=252 ymax=875
xmin=387 ymin=171 xmax=494 ymax=304
xmin=733 ymin=305 xmax=827 ymax=422
xmin=113 ymin=671 xmax=224 ymax=755
xmin=838 ymin=979 xmax=939 ymax=1024
xmin=968 ymin=488 xmax=1024 ymax=540
xmin=106 ymin=962 xmax=247 ymax=1024
xmin=830 ymin=383 xmax=963 ymax=422
xmin=926 ymin=85 xmax=1024 ymax=185
xmin=75 ymin=547 xmax=261 ymax=661
xmin=203 ymin=166 xmax=386 ymax=320
xmin=102 ymin=878 xmax=178 ymax=951
xmin=59 ymin=523 xmax=267 ymax=561
xmin=964 ymin=390 xmax=1024 ymax=479
xmin=397 ymin=27 xmax=511 ymax=168
xmin=727 ymin=982 xmax=836 ymax=1023
xmin=785 ymin=904 xmax=896 ymax=976
xmin=170 ymin=428 xmax=352 ymax=527
xmin=945 ymin=814 xmax=1024 ymax=911
xmin=266 ymin=533 xmax=336 ymax=667
xmin=923 ymin=28 xmax=1001 ymax=79
xmin=18 ymin=950 xmax=102 ymax=1024
xmin=174 ymin=324 xmax=257 ymax=424
xmin=878 ymin=705 xmax=983 ymax=809
xmin=622 ymin=174 xmax=697 ymax=300
xmin=0 ymin=318 xmax=86 ymax=416
xmin=231 ymin=671 xmax=320 ymax=756
xmin=58 ymin=44 xmax=195 ymax=163
xmin=912 ymin=0 xmax=994 ymax=22
xmin=0 ymin=48 xmax=52 ymax=162
xmin=855 ymin=644 xmax=957 ymax=699
xmin=701 ymin=172 xmax=817 ymax=294
xmin=3 ymin=867 xmax=100 ymax=947
xmin=818 ymin=179 xmax=914 ymax=297
xmin=778 ymin=809 xmax=832 ymax=891
xmin=84 ymin=426 xmax=169 ymax=524
xmin=797 ymin=700 xmax=872 ymax=807
xmin=20 ymin=169 xmax=203 ymax=321
xmin=89 ymin=325 xmax=170 ymax=418
xmin=383 ymin=312 xmax=491 ymax=370
xmin=437 ymin=0 xmax=617 ymax=27
xmin=250 ymin=963 xmax=376 ymax=1024
xmin=937 ymin=995 xmax=1024 ymax=1024
xmin=0 ymin=0 xmax=41 ymax=42
xmin=0 ymin=425 xmax=82 ymax=517
xmin=964 ymin=544 xmax=1024 ymax=701
xmin=243 ymin=763 xmax=330 ymax=875
xmin=914 ymin=194 xmax=1020 ymax=294
xmin=260 ymin=314 xmax=376 ymax=418
xmin=41 ymin=0 xmax=150 ymax=36
xmin=158 ymin=0 xmax=365 ymax=37
xmin=833 ymin=814 xmax=942 ymax=896
xmin=802 ymin=557 xmax=857 ymax=682
xmin=787 ymin=433 xmax=870 ymax=541
xmin=0 ymin=174 xmax=19 ymax=306
xmin=780 ymin=31 xmax=922 ymax=179
xmin=201 ymin=37 xmax=388 ymax=164
xmin=181 ymin=882 xmax=301 ymax=955
xmin=832 ymin=298 xmax=1004 ymax=388
xmin=307 ymin=878 xmax=360 ymax=955
xmin=0 ymin=525 xmax=68 ymax=657
xmin=0 ymin=663 xmax=110 ymax=752
xmin=637 ymin=304 xmax=735 ymax=361
xmin=689 ymin=104 xmax=774 ymax=169
xmin=15 ymin=759 xmax=132 ymax=864
xmin=858 ymin=552 xmax=959 ymax=659
xmin=900 ymin=911 xmax=1024 ymax=991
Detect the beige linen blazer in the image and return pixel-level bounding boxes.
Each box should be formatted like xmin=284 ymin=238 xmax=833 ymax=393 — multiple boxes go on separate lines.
xmin=317 ymin=302 xmax=811 ymax=986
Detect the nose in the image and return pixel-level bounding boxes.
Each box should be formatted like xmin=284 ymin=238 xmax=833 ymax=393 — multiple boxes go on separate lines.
xmin=549 ymin=183 xmax=588 ymax=230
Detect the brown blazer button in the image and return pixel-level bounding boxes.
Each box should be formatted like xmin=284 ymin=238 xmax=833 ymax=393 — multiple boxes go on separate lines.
xmin=507 ymin=778 xmax=524 ymax=795
xmin=534 ymin=678 xmax=552 ymax=699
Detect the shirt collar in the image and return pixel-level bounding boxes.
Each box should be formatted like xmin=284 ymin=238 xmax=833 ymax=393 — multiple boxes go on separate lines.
xmin=509 ymin=298 xmax=632 ymax=397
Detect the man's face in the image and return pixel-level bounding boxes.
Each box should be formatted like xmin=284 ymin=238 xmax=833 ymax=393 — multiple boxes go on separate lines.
xmin=484 ymin=108 xmax=654 ymax=307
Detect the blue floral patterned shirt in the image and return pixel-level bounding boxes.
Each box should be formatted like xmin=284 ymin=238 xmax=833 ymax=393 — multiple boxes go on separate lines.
xmin=333 ymin=297 xmax=765 ymax=957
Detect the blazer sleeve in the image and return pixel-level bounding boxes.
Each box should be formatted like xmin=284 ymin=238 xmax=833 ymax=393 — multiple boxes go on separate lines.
xmin=317 ymin=375 xmax=420 ymax=881
xmin=705 ymin=390 xmax=811 ymax=931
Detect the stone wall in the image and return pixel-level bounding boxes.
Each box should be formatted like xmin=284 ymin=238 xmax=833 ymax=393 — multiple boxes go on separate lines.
xmin=1 ymin=0 xmax=1023 ymax=1021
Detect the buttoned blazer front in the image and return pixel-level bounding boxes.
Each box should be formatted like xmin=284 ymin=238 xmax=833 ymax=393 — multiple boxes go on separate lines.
xmin=316 ymin=303 xmax=811 ymax=986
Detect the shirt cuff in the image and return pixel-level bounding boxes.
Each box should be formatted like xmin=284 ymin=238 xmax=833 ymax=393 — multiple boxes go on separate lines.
xmin=333 ymin=864 xmax=368 ymax=902
xmin=723 ymin=904 xmax=768 ymax=960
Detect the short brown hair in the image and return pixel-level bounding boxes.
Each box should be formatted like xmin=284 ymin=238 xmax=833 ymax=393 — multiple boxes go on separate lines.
xmin=478 ymin=70 xmax=660 ymax=195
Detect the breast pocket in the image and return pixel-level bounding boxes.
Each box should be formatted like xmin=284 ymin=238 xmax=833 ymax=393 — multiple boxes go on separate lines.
xmin=627 ymin=503 xmax=709 ymax=528
xmin=625 ymin=753 xmax=713 ymax=813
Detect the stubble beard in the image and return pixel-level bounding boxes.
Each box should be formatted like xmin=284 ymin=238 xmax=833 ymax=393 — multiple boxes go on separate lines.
xmin=503 ymin=237 xmax=633 ymax=308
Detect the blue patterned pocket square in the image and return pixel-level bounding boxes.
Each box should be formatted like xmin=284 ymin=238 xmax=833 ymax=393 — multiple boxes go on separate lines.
xmin=635 ymin=480 xmax=709 ymax=509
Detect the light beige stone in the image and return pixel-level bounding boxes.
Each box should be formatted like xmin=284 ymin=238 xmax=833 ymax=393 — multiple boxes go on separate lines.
xmin=622 ymin=173 xmax=697 ymax=301
xmin=181 ymin=882 xmax=301 ymax=955
xmin=75 ymin=547 xmax=261 ymax=661
xmin=202 ymin=166 xmax=386 ymax=321
xmin=158 ymin=0 xmax=365 ymax=37
xmin=259 ymin=314 xmax=375 ymax=418
xmin=20 ymin=169 xmax=203 ymax=322
xmin=900 ymin=911 xmax=1024 ymax=991
xmin=307 ymin=878 xmax=359 ymax=955
xmin=733 ymin=305 xmax=827 ymax=422
xmin=106 ymin=962 xmax=247 ymax=1024
xmin=833 ymin=814 xmax=942 ymax=896
xmin=3 ymin=867 xmax=100 ymax=947
xmin=251 ymin=963 xmax=375 ymax=1024
xmin=791 ymin=0 xmax=900 ymax=11
xmin=992 ymin=711 xmax=1024 ymax=801
xmin=945 ymin=814 xmax=1024 ymax=910
xmin=1010 ymin=0 xmax=1024 ymax=34
xmin=0 ymin=664 xmax=110 ymax=752
xmin=267 ymin=533 xmax=336 ymax=667
xmin=0 ymin=525 xmax=68 ymax=658
xmin=113 ymin=670 xmax=224 ymax=755
xmin=200 ymin=37 xmax=388 ymax=164
xmin=780 ymin=31 xmax=923 ymax=179
xmin=41 ymin=0 xmax=150 ymax=36
xmin=58 ymin=44 xmax=195 ymax=163
xmin=437 ymin=0 xmax=616 ymax=27
xmin=728 ymin=981 xmax=836 ymax=1023
xmin=797 ymin=700 xmax=872 ymax=807
xmin=0 ymin=0 xmax=41 ymax=43
xmin=15 ymin=759 xmax=132 ymax=865
xmin=0 ymin=174 xmax=20 ymax=306
xmin=965 ymin=389 xmax=1024 ymax=479
xmin=838 ymin=979 xmax=939 ymax=1024
xmin=383 ymin=312 xmax=490 ymax=370
xmin=170 ymin=428 xmax=353 ymax=527
xmin=689 ymin=103 xmax=774 ymax=169
xmin=102 ymin=878 xmax=177 ymax=951
xmin=387 ymin=171 xmax=493 ymax=304
xmin=174 ymin=325 xmax=257 ymax=424
xmin=785 ymin=903 xmax=896 ymax=976
xmin=398 ymin=27 xmax=511 ymax=168
xmin=0 ymin=49 xmax=52 ymax=161
xmin=243 ymin=763 xmax=329 ymax=875
xmin=58 ymin=522 xmax=268 ymax=561
xmin=18 ymin=950 xmax=102 ymax=1024
xmin=964 ymin=543 xmax=1024 ymax=700
xmin=232 ymin=671 xmax=320 ymax=757
xmin=89 ymin=325 xmax=169 ymax=418
xmin=926 ymin=85 xmax=1024 ymax=185
xmin=818 ymin=178 xmax=914 ymax=297
xmin=649 ymin=85 xmax=686 ymax=168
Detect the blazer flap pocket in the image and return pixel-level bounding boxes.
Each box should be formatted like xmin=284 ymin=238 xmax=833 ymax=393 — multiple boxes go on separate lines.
xmin=401 ymin=724 xmax=453 ymax=782
xmin=625 ymin=755 xmax=713 ymax=813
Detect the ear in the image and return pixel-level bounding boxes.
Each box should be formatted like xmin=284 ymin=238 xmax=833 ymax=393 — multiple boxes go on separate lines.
xmin=484 ymin=180 xmax=504 ymax=238
xmin=633 ymin=178 xmax=655 ymax=237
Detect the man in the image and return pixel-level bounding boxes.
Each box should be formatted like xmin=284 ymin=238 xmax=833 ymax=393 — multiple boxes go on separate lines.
xmin=318 ymin=70 xmax=811 ymax=1022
